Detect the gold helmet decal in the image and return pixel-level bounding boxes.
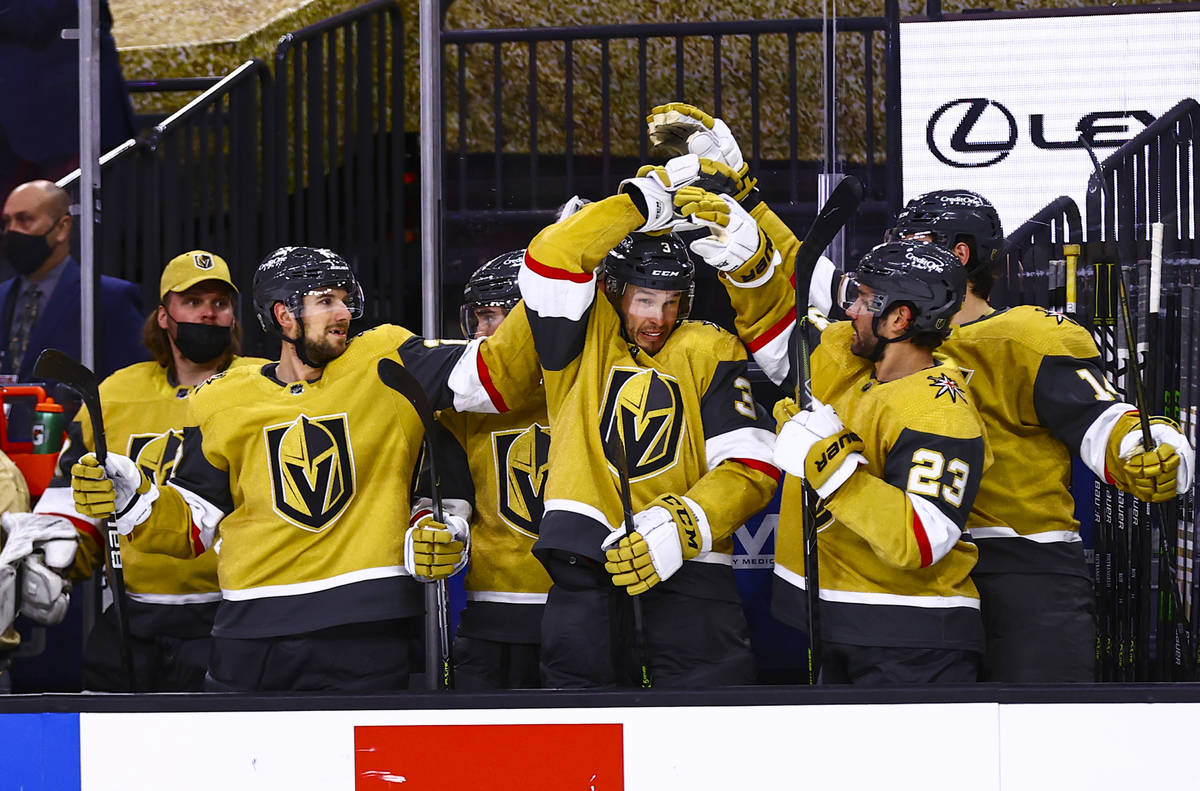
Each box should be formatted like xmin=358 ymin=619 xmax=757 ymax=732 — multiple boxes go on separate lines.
xmin=600 ymin=368 xmax=685 ymax=480
xmin=127 ymin=430 xmax=184 ymax=484
xmin=494 ymin=422 xmax=551 ymax=537
xmin=264 ymin=413 xmax=356 ymax=532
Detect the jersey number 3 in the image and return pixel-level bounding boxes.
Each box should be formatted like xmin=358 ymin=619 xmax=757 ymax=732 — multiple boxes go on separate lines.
xmin=907 ymin=449 xmax=970 ymax=507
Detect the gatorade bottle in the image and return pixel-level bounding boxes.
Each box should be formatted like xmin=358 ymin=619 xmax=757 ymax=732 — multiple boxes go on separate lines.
xmin=31 ymin=398 xmax=65 ymax=455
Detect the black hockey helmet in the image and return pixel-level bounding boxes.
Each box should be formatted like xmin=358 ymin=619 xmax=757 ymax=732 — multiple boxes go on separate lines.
xmin=460 ymin=249 xmax=523 ymax=339
xmin=600 ymin=233 xmax=695 ymax=323
xmin=252 ymin=246 xmax=364 ymax=336
xmin=886 ymin=189 xmax=1003 ymax=277
xmin=841 ymin=240 xmax=967 ymax=347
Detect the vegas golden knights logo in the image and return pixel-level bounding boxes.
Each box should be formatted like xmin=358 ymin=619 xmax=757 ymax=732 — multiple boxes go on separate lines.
xmin=127 ymin=430 xmax=184 ymax=484
xmin=599 ymin=368 xmax=685 ymax=480
xmin=264 ymin=413 xmax=356 ymax=532
xmin=493 ymin=422 xmax=551 ymax=537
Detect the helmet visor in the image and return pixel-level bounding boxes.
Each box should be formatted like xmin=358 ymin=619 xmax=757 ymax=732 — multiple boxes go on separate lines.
xmin=838 ymin=273 xmax=888 ymax=314
xmin=459 ymin=302 xmax=511 ymax=339
xmin=287 ymin=282 xmax=365 ymax=321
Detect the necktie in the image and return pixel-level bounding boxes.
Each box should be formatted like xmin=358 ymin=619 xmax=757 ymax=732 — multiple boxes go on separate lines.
xmin=8 ymin=286 xmax=41 ymax=373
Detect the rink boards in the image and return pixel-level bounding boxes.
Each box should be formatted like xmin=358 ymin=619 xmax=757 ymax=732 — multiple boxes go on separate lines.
xmin=4 ymin=685 xmax=1200 ymax=790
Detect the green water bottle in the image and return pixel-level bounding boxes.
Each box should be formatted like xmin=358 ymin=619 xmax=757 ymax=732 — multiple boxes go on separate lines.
xmin=32 ymin=399 xmax=65 ymax=455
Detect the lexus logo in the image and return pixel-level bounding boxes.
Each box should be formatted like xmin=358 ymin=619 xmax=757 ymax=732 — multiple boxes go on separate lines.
xmin=926 ymin=97 xmax=1156 ymax=169
xmin=926 ymin=98 xmax=1018 ymax=168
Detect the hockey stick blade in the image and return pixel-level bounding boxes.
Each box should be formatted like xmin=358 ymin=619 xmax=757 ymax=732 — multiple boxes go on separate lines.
xmin=792 ymin=174 xmax=865 ymax=288
xmin=33 ymin=349 xmax=106 ymax=460
xmin=376 ymin=358 xmax=453 ymax=690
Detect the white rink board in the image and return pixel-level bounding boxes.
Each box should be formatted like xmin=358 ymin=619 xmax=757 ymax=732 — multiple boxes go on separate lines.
xmin=76 ymin=701 xmax=1200 ymax=790
xmin=901 ymin=9 xmax=1200 ymax=235
xmin=80 ymin=703 xmax=999 ymax=791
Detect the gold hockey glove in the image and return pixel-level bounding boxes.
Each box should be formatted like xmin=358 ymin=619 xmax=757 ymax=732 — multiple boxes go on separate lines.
xmin=646 ymin=102 xmax=745 ymax=171
xmin=405 ymin=500 xmax=471 ymax=582
xmin=675 ymin=186 xmax=775 ymax=280
xmin=602 ymin=494 xmax=710 ymax=596
xmin=71 ymin=452 xmax=157 ymax=532
xmin=1106 ymin=413 xmax=1195 ymax=502
xmin=773 ymin=399 xmax=866 ymax=500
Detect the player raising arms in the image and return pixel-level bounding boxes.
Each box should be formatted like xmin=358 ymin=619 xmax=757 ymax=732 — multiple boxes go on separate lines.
xmin=519 ymin=178 xmax=778 ymax=688
xmin=890 ymin=191 xmax=1195 ymax=682
xmin=69 ymin=246 xmax=537 ymax=692
xmin=433 ymin=250 xmax=553 ymax=689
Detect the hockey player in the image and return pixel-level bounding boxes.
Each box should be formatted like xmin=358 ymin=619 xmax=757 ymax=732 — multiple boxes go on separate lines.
xmin=33 ymin=250 xmax=266 ymax=691
xmin=696 ymin=226 xmax=990 ymax=682
xmin=519 ymin=179 xmax=779 ymax=688
xmin=888 ymin=190 xmax=1195 ymax=682
xmin=69 ymin=246 xmax=537 ymax=692
xmin=432 ymin=250 xmax=553 ymax=689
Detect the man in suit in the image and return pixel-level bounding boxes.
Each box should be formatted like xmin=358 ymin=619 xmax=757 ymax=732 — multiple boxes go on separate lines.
xmin=0 ymin=179 xmax=145 ymax=383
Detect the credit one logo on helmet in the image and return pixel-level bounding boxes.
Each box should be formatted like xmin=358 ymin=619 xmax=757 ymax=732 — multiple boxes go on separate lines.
xmin=925 ymin=98 xmax=1154 ymax=168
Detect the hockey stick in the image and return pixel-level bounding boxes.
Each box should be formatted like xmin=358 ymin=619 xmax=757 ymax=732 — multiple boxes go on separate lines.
xmin=790 ymin=174 xmax=864 ymax=685
xmin=606 ymin=433 xmax=653 ymax=689
xmin=1116 ymin=267 xmax=1196 ymax=679
xmin=376 ymin=358 xmax=452 ymax=691
xmin=32 ymin=349 xmax=136 ymax=690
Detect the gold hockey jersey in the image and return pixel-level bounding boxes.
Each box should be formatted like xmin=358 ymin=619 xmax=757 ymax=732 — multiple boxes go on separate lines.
xmin=518 ymin=194 xmax=779 ymax=601
xmin=439 ymin=392 xmax=553 ymax=643
xmin=943 ymin=306 xmax=1132 ymax=575
xmin=128 ymin=319 xmax=538 ymax=639
xmin=36 ymin=357 xmax=266 ymax=638
xmin=768 ymin=322 xmax=989 ymax=649
xmin=717 ymin=224 xmax=988 ymax=649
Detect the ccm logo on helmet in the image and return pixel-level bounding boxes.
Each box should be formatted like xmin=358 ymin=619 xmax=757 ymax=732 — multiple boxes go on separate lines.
xmin=926 ymin=98 xmax=1154 ymax=169
xmin=814 ymin=431 xmax=863 ymax=473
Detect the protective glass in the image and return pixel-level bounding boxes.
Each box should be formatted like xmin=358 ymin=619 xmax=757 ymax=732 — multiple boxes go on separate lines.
xmin=884 ymin=227 xmax=938 ymax=245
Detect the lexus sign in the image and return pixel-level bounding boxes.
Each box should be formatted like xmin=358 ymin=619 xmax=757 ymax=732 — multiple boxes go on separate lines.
xmin=901 ymin=9 xmax=1200 ymax=236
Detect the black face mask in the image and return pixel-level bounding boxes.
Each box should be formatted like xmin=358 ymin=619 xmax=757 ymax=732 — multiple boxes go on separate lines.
xmin=1 ymin=229 xmax=52 ymax=276
xmin=173 ymin=321 xmax=232 ymax=363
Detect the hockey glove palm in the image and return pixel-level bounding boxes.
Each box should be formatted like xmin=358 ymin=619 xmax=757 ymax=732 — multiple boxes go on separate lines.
xmin=1106 ymin=413 xmax=1195 ymax=502
xmin=405 ymin=500 xmax=471 ymax=582
xmin=602 ymin=494 xmax=709 ymax=596
xmin=618 ymin=169 xmax=677 ymax=234
xmin=772 ymin=398 xmax=867 ymax=500
xmin=647 ymin=102 xmax=745 ymax=171
xmin=70 ymin=452 xmax=158 ymax=533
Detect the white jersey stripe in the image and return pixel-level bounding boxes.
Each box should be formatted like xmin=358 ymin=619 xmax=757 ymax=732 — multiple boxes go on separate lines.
xmin=775 ymin=561 xmax=980 ymax=609
xmin=221 ymin=565 xmax=409 ymax=601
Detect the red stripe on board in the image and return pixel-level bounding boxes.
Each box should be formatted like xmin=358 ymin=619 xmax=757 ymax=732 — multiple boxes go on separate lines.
xmin=477 ymin=352 xmax=510 ymax=413
xmin=746 ymin=306 xmax=796 ymax=353
xmin=524 ymin=250 xmax=595 ymax=283
xmin=912 ymin=509 xmax=933 ymax=568
xmin=731 ymin=457 xmax=782 ymax=482
xmin=355 ymin=723 xmax=624 ymax=791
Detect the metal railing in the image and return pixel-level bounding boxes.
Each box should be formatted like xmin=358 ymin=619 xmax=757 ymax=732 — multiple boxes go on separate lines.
xmin=274 ymin=0 xmax=417 ymax=330
xmin=996 ymin=195 xmax=1083 ymax=309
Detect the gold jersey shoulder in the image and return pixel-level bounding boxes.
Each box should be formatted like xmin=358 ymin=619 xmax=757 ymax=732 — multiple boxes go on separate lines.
xmin=338 ymin=324 xmax=419 ymax=369
xmin=951 ymin=305 xmax=1099 ymax=360
xmin=878 ymin=360 xmax=981 ymax=440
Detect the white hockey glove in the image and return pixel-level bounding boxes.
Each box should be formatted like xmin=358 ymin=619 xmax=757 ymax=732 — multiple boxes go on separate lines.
xmin=647 ymin=102 xmax=745 ymax=172
xmin=773 ymin=397 xmax=867 ymax=500
xmin=556 ymin=195 xmax=592 ymax=223
xmin=70 ymin=452 xmax=158 ymax=534
xmin=0 ymin=513 xmax=78 ymax=626
xmin=617 ymin=170 xmax=677 ymax=234
xmin=405 ymin=498 xmax=471 ymax=582
xmin=675 ymin=187 xmax=776 ymax=281
xmin=602 ymin=494 xmax=710 ymax=596
xmin=1107 ymin=413 xmax=1195 ymax=502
